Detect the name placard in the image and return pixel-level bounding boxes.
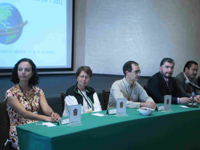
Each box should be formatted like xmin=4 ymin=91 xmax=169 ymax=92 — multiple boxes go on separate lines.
xmin=116 ymin=98 xmax=127 ymax=116
xmin=164 ymin=95 xmax=172 ymax=111
xmin=106 ymin=109 xmax=116 ymax=115
xmin=58 ymin=117 xmax=69 ymax=125
xmin=156 ymin=105 xmax=165 ymax=111
xmin=69 ymin=104 xmax=82 ymax=126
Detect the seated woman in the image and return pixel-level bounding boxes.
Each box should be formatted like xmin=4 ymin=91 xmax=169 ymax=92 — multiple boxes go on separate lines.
xmin=62 ymin=66 xmax=102 ymax=116
xmin=4 ymin=58 xmax=61 ymax=150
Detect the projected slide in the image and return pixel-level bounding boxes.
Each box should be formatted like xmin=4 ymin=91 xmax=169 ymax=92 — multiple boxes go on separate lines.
xmin=0 ymin=0 xmax=73 ymax=70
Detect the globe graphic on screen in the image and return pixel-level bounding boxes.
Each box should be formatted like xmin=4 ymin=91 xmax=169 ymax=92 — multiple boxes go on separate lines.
xmin=0 ymin=3 xmax=28 ymax=45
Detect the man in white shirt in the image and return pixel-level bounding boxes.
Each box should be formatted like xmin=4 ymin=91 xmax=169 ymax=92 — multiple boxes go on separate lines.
xmin=108 ymin=61 xmax=156 ymax=109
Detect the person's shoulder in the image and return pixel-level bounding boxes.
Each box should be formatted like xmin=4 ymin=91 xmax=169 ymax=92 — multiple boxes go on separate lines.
xmin=149 ymin=72 xmax=160 ymax=80
xmin=134 ymin=81 xmax=143 ymax=88
xmin=32 ymin=85 xmax=41 ymax=90
xmin=175 ymin=72 xmax=183 ymax=78
xmin=112 ymin=78 xmax=123 ymax=85
xmin=86 ymin=86 xmax=96 ymax=93
xmin=66 ymin=85 xmax=76 ymax=94
xmin=31 ymin=85 xmax=44 ymax=94
xmin=147 ymin=72 xmax=163 ymax=86
xmin=6 ymin=85 xmax=17 ymax=92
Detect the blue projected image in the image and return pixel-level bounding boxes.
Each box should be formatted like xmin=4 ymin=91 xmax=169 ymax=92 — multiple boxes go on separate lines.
xmin=0 ymin=0 xmax=73 ymax=71
xmin=0 ymin=3 xmax=27 ymax=45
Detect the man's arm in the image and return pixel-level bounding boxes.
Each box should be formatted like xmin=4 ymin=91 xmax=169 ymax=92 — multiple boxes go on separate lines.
xmin=138 ymin=86 xmax=156 ymax=109
xmin=109 ymin=81 xmax=155 ymax=108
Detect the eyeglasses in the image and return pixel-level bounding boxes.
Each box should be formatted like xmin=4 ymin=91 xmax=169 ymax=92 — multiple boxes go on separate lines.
xmin=79 ymin=75 xmax=90 ymax=79
xmin=131 ymin=70 xmax=141 ymax=74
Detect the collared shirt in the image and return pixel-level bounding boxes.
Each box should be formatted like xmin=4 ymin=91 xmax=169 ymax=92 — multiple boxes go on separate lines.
xmin=161 ymin=73 xmax=168 ymax=84
xmin=108 ymin=77 xmax=154 ymax=108
xmin=183 ymin=72 xmax=189 ymax=81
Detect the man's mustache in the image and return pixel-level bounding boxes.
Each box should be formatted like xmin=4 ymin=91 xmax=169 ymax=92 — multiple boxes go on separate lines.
xmin=165 ymin=72 xmax=172 ymax=75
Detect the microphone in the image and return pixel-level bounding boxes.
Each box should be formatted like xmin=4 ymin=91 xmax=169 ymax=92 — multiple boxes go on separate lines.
xmin=185 ymin=80 xmax=200 ymax=90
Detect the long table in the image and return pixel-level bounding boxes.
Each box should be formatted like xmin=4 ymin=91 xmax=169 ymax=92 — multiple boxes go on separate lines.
xmin=17 ymin=105 xmax=200 ymax=150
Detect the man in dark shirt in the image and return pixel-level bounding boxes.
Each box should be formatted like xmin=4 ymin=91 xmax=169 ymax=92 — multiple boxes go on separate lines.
xmin=176 ymin=61 xmax=200 ymax=102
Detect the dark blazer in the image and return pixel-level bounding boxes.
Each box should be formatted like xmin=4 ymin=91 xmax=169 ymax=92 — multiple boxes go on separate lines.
xmin=176 ymin=72 xmax=200 ymax=97
xmin=147 ymin=72 xmax=181 ymax=104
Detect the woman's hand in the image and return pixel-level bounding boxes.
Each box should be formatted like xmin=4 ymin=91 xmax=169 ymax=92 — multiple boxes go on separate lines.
xmin=50 ymin=112 xmax=61 ymax=122
xmin=44 ymin=116 xmax=53 ymax=122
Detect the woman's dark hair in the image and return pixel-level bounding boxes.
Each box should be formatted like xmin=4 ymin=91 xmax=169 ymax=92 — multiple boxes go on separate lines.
xmin=76 ymin=66 xmax=93 ymax=78
xmin=11 ymin=58 xmax=39 ymax=85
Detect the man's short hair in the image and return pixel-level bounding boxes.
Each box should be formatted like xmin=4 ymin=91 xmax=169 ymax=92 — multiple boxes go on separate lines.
xmin=123 ymin=61 xmax=139 ymax=75
xmin=160 ymin=58 xmax=175 ymax=67
xmin=183 ymin=61 xmax=198 ymax=72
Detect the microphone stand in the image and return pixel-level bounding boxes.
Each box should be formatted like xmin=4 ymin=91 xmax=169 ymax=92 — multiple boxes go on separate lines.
xmin=186 ymin=88 xmax=199 ymax=108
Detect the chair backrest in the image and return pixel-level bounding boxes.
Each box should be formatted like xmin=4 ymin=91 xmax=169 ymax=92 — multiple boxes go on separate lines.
xmin=61 ymin=93 xmax=65 ymax=115
xmin=103 ymin=90 xmax=110 ymax=110
xmin=0 ymin=102 xmax=11 ymax=150
xmin=143 ymin=85 xmax=147 ymax=91
xmin=38 ymin=96 xmax=63 ymax=117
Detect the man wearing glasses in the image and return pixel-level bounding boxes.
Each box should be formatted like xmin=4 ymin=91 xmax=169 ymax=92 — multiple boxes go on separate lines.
xmin=147 ymin=58 xmax=191 ymax=104
xmin=176 ymin=61 xmax=200 ymax=102
xmin=108 ymin=61 xmax=156 ymax=109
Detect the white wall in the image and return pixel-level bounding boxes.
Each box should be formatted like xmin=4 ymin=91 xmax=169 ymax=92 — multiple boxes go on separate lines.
xmin=79 ymin=0 xmax=200 ymax=76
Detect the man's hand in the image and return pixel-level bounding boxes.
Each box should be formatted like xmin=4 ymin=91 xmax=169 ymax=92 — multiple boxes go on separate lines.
xmin=179 ymin=97 xmax=191 ymax=104
xmin=194 ymin=95 xmax=200 ymax=103
xmin=140 ymin=101 xmax=157 ymax=109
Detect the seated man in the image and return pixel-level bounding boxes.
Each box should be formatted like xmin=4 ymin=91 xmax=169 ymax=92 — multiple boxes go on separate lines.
xmin=108 ymin=61 xmax=156 ymax=109
xmin=176 ymin=61 xmax=200 ymax=102
xmin=147 ymin=58 xmax=190 ymax=104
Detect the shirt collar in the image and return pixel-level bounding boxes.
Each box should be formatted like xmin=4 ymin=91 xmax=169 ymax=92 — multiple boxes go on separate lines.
xmin=123 ymin=77 xmax=134 ymax=89
xmin=183 ymin=72 xmax=189 ymax=81
xmin=160 ymin=73 xmax=168 ymax=82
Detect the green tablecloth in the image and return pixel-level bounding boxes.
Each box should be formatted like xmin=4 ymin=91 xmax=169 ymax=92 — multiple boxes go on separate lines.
xmin=17 ymin=105 xmax=200 ymax=150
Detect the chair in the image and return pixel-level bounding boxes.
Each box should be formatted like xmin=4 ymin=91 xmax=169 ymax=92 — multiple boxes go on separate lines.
xmin=38 ymin=96 xmax=63 ymax=117
xmin=143 ymin=85 xmax=147 ymax=91
xmin=103 ymin=90 xmax=110 ymax=110
xmin=61 ymin=93 xmax=65 ymax=114
xmin=0 ymin=102 xmax=11 ymax=150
